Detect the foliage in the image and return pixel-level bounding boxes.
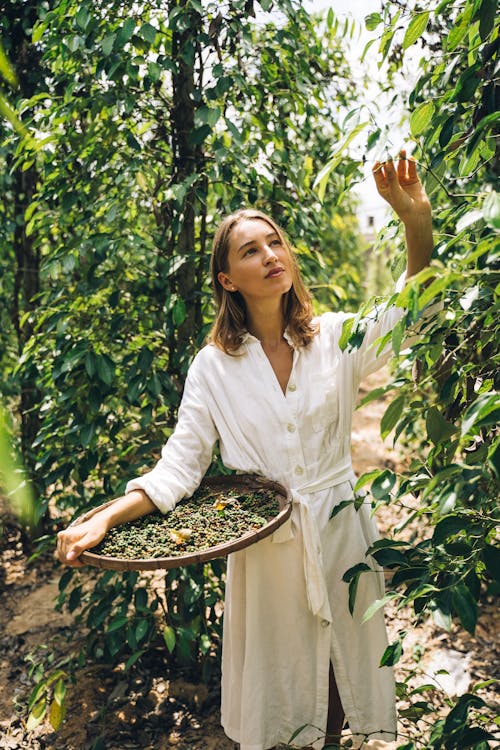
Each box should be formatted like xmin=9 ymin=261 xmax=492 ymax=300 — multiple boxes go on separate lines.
xmin=21 ymin=645 xmax=74 ymax=733
xmin=0 ymin=0 xmax=367 ymax=725
xmin=326 ymin=1 xmax=499 ymax=747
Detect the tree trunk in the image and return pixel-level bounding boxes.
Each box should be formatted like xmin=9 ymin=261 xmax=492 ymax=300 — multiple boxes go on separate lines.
xmin=168 ymin=0 xmax=203 ymax=375
xmin=12 ymin=165 xmax=41 ymax=478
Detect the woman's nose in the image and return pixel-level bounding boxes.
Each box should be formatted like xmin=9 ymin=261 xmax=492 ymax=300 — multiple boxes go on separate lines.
xmin=262 ymin=244 xmax=278 ymax=263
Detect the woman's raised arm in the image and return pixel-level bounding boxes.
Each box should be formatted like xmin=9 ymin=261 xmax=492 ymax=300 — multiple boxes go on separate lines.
xmin=372 ymin=149 xmax=433 ymax=277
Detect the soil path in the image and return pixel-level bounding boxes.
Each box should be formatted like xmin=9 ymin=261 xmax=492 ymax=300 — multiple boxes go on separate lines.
xmin=0 ymin=368 xmax=497 ymax=749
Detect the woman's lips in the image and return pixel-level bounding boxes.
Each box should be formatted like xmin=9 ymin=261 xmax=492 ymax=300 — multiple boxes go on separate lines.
xmin=265 ymin=267 xmax=285 ymax=278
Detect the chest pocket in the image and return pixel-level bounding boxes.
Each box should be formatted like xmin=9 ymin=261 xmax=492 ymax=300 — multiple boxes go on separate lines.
xmin=308 ymin=366 xmax=340 ymax=433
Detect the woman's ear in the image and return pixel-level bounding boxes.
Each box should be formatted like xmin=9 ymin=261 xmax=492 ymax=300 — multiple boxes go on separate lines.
xmin=218 ymin=271 xmax=237 ymax=292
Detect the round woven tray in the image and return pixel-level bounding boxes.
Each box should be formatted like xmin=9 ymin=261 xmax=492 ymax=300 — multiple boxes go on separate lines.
xmin=72 ymin=474 xmax=291 ymax=571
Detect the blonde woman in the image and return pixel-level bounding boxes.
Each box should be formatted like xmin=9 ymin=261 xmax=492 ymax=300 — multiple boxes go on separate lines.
xmin=57 ymin=152 xmax=434 ymax=750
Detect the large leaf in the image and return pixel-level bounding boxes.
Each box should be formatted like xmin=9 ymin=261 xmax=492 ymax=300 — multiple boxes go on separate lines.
xmin=403 ymin=12 xmax=430 ymax=49
xmin=462 ymin=393 xmax=500 ymax=436
xmin=410 ymin=101 xmax=435 ymax=136
xmin=426 ymin=407 xmax=458 ymax=445
xmin=483 ymin=191 xmax=500 ymax=230
xmin=381 ymin=394 xmax=406 ymax=440
xmin=451 ymin=583 xmax=477 ymax=634
xmin=313 ymin=121 xmax=369 ymax=202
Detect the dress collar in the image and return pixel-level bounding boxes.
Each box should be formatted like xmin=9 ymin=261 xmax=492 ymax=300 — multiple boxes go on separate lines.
xmin=241 ymin=328 xmax=296 ymax=348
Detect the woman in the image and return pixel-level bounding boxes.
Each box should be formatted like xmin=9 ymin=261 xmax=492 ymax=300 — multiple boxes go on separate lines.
xmin=57 ymin=152 xmax=435 ymax=750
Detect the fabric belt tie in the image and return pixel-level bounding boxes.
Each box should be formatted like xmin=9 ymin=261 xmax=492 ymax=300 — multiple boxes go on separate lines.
xmin=272 ymin=456 xmax=355 ymax=624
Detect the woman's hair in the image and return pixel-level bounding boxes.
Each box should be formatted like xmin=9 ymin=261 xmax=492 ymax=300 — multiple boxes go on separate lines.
xmin=208 ymin=208 xmax=318 ymax=354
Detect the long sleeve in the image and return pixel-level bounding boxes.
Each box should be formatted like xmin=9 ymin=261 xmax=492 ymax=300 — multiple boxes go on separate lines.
xmin=125 ymin=360 xmax=219 ymax=514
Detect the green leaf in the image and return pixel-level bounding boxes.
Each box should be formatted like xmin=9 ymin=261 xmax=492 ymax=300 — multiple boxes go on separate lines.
xmin=362 ymin=592 xmax=400 ymax=623
xmin=163 ymin=625 xmax=176 ymax=653
xmin=365 ymin=13 xmax=383 ymax=31
xmin=32 ymin=21 xmax=45 ymax=44
xmin=27 ymin=700 xmax=47 ymax=731
xmin=172 ymin=297 xmax=186 ymax=326
xmin=116 ymin=18 xmax=135 ymax=46
xmin=342 ymin=563 xmax=371 ymax=615
xmin=391 ymin=318 xmax=405 ymax=355
xmin=135 ymin=619 xmax=149 ymax=643
xmin=447 ymin=15 xmax=469 ymax=52
xmin=380 ymin=637 xmax=404 ymax=666
xmin=139 ymin=23 xmax=157 ymax=44
xmin=75 ymin=6 xmax=90 ymax=31
xmin=102 ymin=33 xmax=115 ymax=56
xmin=147 ymin=62 xmax=161 ymax=83
xmin=125 ymin=649 xmax=145 ymax=670
xmin=313 ymin=122 xmax=369 ymax=202
xmin=288 ymin=724 xmax=309 ymax=743
xmin=483 ymin=191 xmax=500 ymax=231
xmin=487 ymin=439 xmax=500 ymax=480
xmin=330 ymin=499 xmax=353 ymax=519
xmin=451 ymin=583 xmax=477 ymax=634
xmin=433 ymin=514 xmax=468 ymax=545
xmin=381 ymin=394 xmax=406 ymax=440
xmin=354 ymin=469 xmax=384 ymax=492
xmin=96 ymin=354 xmax=115 ymax=386
xmin=483 ymin=544 xmax=500 ymax=582
xmin=200 ymin=633 xmax=211 ymax=654
xmin=426 ymin=407 xmax=458 ymax=445
xmin=54 ymin=677 xmax=66 ymax=706
xmin=410 ymin=101 xmax=435 ymax=136
xmin=371 ymin=469 xmax=396 ymax=499
xmin=49 ymin=697 xmax=65 ymax=731
xmin=432 ymin=606 xmax=452 ymax=631
xmin=107 ymin=615 xmax=128 ymax=633
xmin=478 ymin=0 xmax=497 ymax=40
xmin=80 ymin=423 xmax=96 ymax=448
xmin=403 ymin=12 xmax=430 ymax=49
xmin=134 ymin=587 xmax=148 ymax=610
xmin=462 ymin=393 xmax=500 ymax=435
xmin=357 ymin=385 xmax=395 ymax=408
xmin=338 ymin=316 xmax=355 ymax=351
xmin=189 ymin=124 xmax=211 ymax=145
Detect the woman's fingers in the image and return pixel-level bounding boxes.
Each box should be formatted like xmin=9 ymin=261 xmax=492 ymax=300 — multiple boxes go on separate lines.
xmin=397 ymin=150 xmax=407 ymax=181
xmin=372 ymin=160 xmax=388 ymax=191
xmin=407 ymin=155 xmax=418 ymax=181
xmin=56 ymin=522 xmax=105 ymax=567
xmin=373 ymin=150 xmax=420 ymax=196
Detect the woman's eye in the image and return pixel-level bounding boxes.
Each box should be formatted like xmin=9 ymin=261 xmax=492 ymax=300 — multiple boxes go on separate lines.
xmin=271 ymin=239 xmax=282 ymax=247
xmin=244 ymin=247 xmax=256 ymax=256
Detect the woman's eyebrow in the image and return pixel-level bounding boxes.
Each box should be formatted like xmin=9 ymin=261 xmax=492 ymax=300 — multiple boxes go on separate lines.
xmin=237 ymin=232 xmax=279 ymax=254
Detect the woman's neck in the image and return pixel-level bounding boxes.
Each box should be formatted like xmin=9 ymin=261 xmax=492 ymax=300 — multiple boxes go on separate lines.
xmin=246 ymin=300 xmax=285 ymax=350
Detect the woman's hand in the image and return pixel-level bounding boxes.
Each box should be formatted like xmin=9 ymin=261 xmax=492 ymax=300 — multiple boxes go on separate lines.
xmin=372 ymin=149 xmax=433 ymax=276
xmin=56 ymin=489 xmax=156 ymax=567
xmin=56 ymin=514 xmax=108 ymax=568
xmin=372 ymin=149 xmax=431 ymax=225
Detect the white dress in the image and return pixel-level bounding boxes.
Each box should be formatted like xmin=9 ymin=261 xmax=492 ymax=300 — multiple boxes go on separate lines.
xmin=126 ymin=299 xmax=420 ymax=750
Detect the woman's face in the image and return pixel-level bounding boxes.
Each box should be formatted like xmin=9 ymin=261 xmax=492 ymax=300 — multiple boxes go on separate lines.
xmin=218 ymin=218 xmax=293 ymax=305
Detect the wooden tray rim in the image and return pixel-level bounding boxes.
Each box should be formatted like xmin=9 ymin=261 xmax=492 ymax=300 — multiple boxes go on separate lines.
xmin=72 ymin=474 xmax=292 ymax=571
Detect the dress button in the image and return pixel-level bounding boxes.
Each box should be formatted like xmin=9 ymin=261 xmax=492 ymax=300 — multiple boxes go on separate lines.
xmin=287 ymin=423 xmax=296 ymax=433
xmin=321 ymin=619 xmax=330 ymax=628
xmin=288 ymin=383 xmax=297 ymax=392
xmin=295 ymin=466 xmax=304 ymax=475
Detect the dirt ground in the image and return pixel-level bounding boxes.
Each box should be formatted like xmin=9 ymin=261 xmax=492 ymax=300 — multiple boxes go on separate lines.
xmin=0 ymin=368 xmax=498 ymax=749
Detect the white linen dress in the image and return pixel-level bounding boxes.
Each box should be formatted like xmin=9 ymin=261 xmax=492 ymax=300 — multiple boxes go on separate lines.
xmin=126 ymin=299 xmax=418 ymax=750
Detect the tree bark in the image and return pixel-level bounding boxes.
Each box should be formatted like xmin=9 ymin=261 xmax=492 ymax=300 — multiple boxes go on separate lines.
xmin=168 ymin=0 xmax=203 ymax=375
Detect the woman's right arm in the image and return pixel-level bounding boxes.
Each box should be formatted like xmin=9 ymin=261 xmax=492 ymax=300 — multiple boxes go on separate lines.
xmin=56 ymin=488 xmax=156 ymax=568
xmin=57 ymin=350 xmax=219 ymax=568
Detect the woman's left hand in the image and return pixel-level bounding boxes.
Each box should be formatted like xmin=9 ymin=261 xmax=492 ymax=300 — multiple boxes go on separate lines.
xmin=372 ymin=149 xmax=431 ymax=226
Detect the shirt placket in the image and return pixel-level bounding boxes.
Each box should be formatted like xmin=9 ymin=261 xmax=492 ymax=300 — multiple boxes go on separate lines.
xmin=283 ymin=349 xmax=308 ymax=483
